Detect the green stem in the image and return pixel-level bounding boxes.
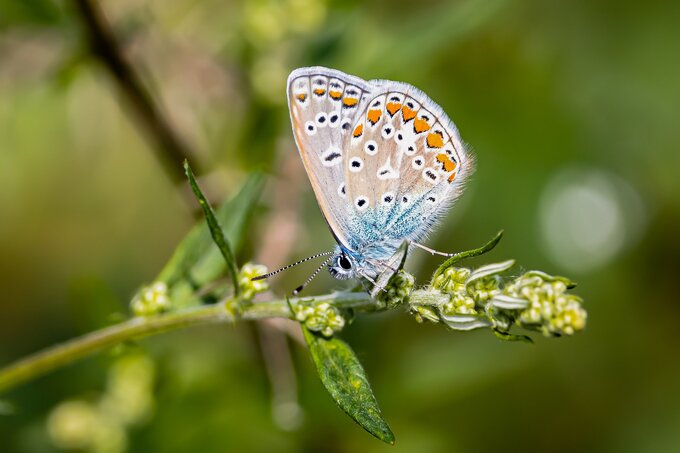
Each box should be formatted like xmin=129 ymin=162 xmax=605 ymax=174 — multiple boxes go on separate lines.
xmin=0 ymin=292 xmax=372 ymax=395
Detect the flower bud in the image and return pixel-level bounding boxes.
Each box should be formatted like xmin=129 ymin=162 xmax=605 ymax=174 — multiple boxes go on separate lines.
xmin=238 ymin=263 xmax=269 ymax=300
xmin=506 ymin=272 xmax=587 ymax=336
xmin=296 ymin=301 xmax=345 ymax=337
xmin=376 ymin=270 xmax=414 ymax=308
xmin=130 ymin=282 xmax=170 ymax=317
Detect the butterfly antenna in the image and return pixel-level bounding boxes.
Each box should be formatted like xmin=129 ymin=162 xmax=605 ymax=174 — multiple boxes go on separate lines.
xmin=251 ymin=251 xmax=334 ymax=281
xmin=293 ymin=256 xmax=334 ymax=295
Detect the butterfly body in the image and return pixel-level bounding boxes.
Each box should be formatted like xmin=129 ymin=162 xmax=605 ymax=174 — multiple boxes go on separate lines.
xmin=287 ymin=67 xmax=474 ymax=285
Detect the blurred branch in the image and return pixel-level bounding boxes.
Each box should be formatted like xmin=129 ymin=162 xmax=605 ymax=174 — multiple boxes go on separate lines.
xmin=0 ymin=292 xmax=374 ymax=394
xmin=73 ymin=0 xmax=194 ymax=182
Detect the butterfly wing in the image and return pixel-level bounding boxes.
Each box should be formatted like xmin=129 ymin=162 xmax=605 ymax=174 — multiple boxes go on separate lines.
xmin=287 ymin=67 xmax=374 ymax=249
xmin=344 ymin=80 xmax=474 ymax=247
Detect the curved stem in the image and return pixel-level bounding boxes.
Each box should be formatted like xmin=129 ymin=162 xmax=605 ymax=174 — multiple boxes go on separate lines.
xmin=0 ymin=292 xmax=372 ymax=394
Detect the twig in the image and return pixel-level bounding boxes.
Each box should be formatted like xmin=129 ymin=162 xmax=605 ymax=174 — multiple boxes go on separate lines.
xmin=0 ymin=292 xmax=376 ymax=394
xmin=73 ymin=0 xmax=194 ymax=182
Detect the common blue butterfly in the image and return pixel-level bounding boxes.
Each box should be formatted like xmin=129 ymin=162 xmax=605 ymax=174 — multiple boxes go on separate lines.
xmin=257 ymin=67 xmax=474 ymax=294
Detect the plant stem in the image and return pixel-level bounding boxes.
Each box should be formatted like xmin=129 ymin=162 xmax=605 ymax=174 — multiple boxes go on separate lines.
xmin=73 ymin=0 xmax=194 ymax=182
xmin=0 ymin=292 xmax=373 ymax=394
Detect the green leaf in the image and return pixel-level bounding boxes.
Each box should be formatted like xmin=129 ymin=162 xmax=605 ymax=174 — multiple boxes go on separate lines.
xmin=431 ymin=230 xmax=504 ymax=283
xmin=183 ymin=161 xmax=241 ymax=296
xmin=493 ymin=329 xmax=534 ymax=344
xmin=302 ymin=328 xmax=395 ymax=444
xmin=157 ymin=173 xmax=263 ymax=287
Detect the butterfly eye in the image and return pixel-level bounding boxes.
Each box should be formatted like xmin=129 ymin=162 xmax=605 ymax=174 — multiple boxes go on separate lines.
xmin=338 ymin=255 xmax=352 ymax=270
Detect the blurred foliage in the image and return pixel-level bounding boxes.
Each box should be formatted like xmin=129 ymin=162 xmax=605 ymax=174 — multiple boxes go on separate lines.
xmin=2 ymin=0 xmax=680 ymax=452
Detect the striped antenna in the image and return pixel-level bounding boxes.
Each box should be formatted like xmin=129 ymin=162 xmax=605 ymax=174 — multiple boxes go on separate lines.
xmin=251 ymin=251 xmax=334 ymax=281
xmin=293 ymin=256 xmax=334 ymax=295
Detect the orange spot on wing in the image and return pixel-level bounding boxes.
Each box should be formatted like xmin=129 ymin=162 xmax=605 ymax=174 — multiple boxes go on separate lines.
xmin=353 ymin=124 xmax=364 ymax=137
xmin=414 ymin=117 xmax=431 ymax=134
xmin=426 ymin=132 xmax=444 ymax=148
xmin=386 ymin=102 xmax=402 ymax=116
xmin=436 ymin=153 xmax=457 ymax=172
xmin=367 ymin=109 xmax=382 ymax=125
xmin=313 ymin=88 xmax=326 ymax=96
xmin=329 ymin=90 xmax=342 ymax=100
xmin=295 ymin=93 xmax=307 ymax=102
xmin=343 ymin=97 xmax=358 ymax=107
xmin=402 ymin=105 xmax=416 ymax=122
xmin=448 ymin=172 xmax=456 ymax=183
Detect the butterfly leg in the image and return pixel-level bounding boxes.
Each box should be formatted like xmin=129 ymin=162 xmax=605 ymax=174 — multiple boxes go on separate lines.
xmin=410 ymin=241 xmax=457 ymax=257
xmin=364 ymin=257 xmax=398 ymax=274
xmin=361 ymin=273 xmax=390 ymax=296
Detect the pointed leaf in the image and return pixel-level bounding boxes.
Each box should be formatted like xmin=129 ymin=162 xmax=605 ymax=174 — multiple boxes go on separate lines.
xmin=490 ymin=294 xmax=529 ymax=310
xmin=184 ymin=161 xmax=240 ymax=296
xmin=431 ymin=230 xmax=504 ymax=282
xmin=157 ymin=173 xmax=263 ymax=286
xmin=465 ymin=259 xmax=515 ymax=286
xmin=440 ymin=313 xmax=493 ymax=331
xmin=302 ymin=328 xmax=395 ymax=444
xmin=493 ymin=329 xmax=534 ymax=344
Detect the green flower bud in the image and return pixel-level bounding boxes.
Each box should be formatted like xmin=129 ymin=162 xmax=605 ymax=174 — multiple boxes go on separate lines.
xmin=441 ymin=292 xmax=476 ymax=316
xmin=412 ymin=305 xmax=440 ymax=324
xmin=376 ymin=270 xmax=415 ymax=308
xmin=131 ymin=282 xmax=170 ymax=317
xmin=432 ymin=266 xmax=470 ymax=294
xmin=466 ymin=277 xmax=501 ymax=304
xmin=506 ymin=273 xmax=587 ymax=336
xmin=296 ymin=301 xmax=345 ymax=337
xmin=238 ymin=263 xmax=269 ymax=300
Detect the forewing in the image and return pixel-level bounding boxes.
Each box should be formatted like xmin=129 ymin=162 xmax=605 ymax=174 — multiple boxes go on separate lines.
xmin=345 ymin=81 xmax=474 ymax=244
xmin=287 ymin=67 xmax=374 ymax=248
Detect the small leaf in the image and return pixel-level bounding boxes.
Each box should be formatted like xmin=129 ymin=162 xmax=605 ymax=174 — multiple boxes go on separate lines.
xmin=156 ymin=174 xmax=263 ymax=287
xmin=188 ymin=175 xmax=263 ymax=286
xmin=523 ymin=270 xmax=576 ymax=288
xmin=184 ymin=161 xmax=240 ymax=296
xmin=440 ymin=313 xmax=492 ymax=331
xmin=302 ymin=328 xmax=395 ymax=444
xmin=431 ymin=230 xmax=504 ymax=282
xmin=490 ymin=294 xmax=529 ymax=310
xmin=465 ymin=259 xmax=515 ymax=286
xmin=493 ymin=329 xmax=534 ymax=344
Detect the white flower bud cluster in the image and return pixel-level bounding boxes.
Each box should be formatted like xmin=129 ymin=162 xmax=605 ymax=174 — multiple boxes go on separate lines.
xmin=238 ymin=263 xmax=269 ymax=300
xmin=131 ymin=282 xmax=170 ymax=317
xmin=294 ymin=301 xmax=345 ymax=337
xmin=375 ymin=270 xmax=415 ymax=309
xmin=425 ymin=261 xmax=586 ymax=338
xmin=505 ymin=274 xmax=587 ymax=336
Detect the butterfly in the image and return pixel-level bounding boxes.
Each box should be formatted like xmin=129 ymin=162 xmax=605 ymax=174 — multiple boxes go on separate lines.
xmin=255 ymin=67 xmax=474 ymax=294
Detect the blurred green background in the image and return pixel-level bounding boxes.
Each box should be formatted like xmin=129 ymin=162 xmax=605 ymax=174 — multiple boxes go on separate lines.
xmin=2 ymin=0 xmax=680 ymax=451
